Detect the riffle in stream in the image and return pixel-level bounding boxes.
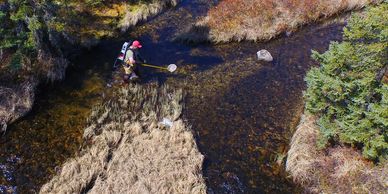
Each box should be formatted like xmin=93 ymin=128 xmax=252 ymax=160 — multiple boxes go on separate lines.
xmin=0 ymin=0 xmax=344 ymax=193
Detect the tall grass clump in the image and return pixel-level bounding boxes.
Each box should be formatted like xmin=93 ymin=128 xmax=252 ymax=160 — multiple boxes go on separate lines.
xmin=40 ymin=83 xmax=206 ymax=194
xmin=183 ymin=0 xmax=381 ymax=42
xmin=120 ymin=0 xmax=181 ymax=31
xmin=286 ymin=114 xmax=387 ymax=193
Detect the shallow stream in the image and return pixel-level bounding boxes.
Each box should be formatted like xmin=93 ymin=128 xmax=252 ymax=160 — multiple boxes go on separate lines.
xmin=0 ymin=0 xmax=344 ymax=193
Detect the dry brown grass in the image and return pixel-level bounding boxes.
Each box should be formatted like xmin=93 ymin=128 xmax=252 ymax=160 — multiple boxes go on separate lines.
xmin=40 ymin=83 xmax=206 ymax=194
xmin=0 ymin=81 xmax=36 ymax=133
xmin=183 ymin=0 xmax=381 ymax=42
xmin=286 ymin=113 xmax=388 ymax=193
xmin=120 ymin=0 xmax=181 ymax=31
xmin=61 ymin=0 xmax=180 ymax=44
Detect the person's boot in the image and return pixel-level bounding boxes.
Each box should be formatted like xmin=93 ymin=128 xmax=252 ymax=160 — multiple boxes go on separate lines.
xmin=122 ymin=74 xmax=130 ymax=84
xmin=129 ymin=72 xmax=139 ymax=81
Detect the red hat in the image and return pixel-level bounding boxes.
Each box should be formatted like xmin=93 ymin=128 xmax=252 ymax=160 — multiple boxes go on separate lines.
xmin=132 ymin=40 xmax=142 ymax=48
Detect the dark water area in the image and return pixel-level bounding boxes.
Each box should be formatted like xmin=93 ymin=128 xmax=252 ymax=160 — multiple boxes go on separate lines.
xmin=0 ymin=48 xmax=113 ymax=193
xmin=0 ymin=0 xmax=344 ymax=193
xmin=184 ymin=24 xmax=344 ymax=193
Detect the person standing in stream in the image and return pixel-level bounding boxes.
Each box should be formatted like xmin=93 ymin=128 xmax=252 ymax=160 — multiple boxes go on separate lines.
xmin=123 ymin=40 xmax=145 ymax=82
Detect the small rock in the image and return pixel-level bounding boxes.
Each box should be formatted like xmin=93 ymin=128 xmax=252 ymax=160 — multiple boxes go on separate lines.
xmin=286 ymin=31 xmax=292 ymax=37
xmin=257 ymin=49 xmax=273 ymax=62
xmin=160 ymin=118 xmax=173 ymax=128
xmin=1 ymin=121 xmax=6 ymax=133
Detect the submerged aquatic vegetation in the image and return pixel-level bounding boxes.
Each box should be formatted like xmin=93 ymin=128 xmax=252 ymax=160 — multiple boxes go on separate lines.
xmin=0 ymin=72 xmax=105 ymax=192
xmin=2 ymin=1 xmax=350 ymax=193
xmin=40 ymin=83 xmax=206 ymax=194
xmin=0 ymin=0 xmax=181 ymax=132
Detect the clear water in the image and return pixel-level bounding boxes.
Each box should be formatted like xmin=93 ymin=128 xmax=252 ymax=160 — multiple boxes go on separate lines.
xmin=0 ymin=0 xmax=344 ymax=193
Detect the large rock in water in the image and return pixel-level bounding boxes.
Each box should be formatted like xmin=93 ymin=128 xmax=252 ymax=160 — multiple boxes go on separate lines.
xmin=0 ymin=81 xmax=36 ymax=133
xmin=257 ymin=49 xmax=273 ymax=62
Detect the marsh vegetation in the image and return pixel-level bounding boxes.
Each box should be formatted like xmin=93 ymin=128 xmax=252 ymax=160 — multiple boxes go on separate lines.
xmin=40 ymin=84 xmax=206 ymax=194
xmin=1 ymin=0 xmax=386 ymax=193
xmin=180 ymin=0 xmax=381 ymax=42
xmin=0 ymin=0 xmax=180 ymax=133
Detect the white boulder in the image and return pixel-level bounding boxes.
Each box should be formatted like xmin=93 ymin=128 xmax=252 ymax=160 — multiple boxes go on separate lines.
xmin=257 ymin=49 xmax=273 ymax=62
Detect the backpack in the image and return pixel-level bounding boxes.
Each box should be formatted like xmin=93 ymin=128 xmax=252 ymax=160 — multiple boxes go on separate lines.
xmin=117 ymin=40 xmax=133 ymax=61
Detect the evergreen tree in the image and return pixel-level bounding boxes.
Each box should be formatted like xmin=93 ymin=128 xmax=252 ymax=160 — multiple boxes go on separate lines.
xmin=305 ymin=3 xmax=388 ymax=160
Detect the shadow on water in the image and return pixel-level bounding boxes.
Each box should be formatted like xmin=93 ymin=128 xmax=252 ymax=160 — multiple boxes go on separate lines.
xmin=0 ymin=44 xmax=114 ymax=193
xmin=1 ymin=0 xmax=345 ymax=193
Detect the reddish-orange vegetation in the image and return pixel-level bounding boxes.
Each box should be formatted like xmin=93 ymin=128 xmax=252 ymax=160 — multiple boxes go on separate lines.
xmin=196 ymin=0 xmax=380 ymax=42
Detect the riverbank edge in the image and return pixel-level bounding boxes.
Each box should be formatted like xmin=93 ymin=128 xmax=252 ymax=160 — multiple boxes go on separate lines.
xmin=40 ymin=84 xmax=207 ymax=194
xmin=0 ymin=0 xmax=181 ymax=133
xmin=177 ymin=0 xmax=382 ymax=43
xmin=286 ymin=112 xmax=387 ymax=193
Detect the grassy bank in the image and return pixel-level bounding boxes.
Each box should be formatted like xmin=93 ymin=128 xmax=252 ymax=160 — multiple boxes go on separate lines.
xmin=180 ymin=0 xmax=381 ymax=43
xmin=286 ymin=114 xmax=387 ymax=193
xmin=286 ymin=3 xmax=387 ymax=193
xmin=120 ymin=0 xmax=180 ymax=31
xmin=40 ymin=83 xmax=206 ymax=194
xmin=0 ymin=81 xmax=35 ymax=133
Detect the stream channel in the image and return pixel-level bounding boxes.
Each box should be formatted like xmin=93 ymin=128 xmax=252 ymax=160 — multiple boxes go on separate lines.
xmin=0 ymin=0 xmax=345 ymax=193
